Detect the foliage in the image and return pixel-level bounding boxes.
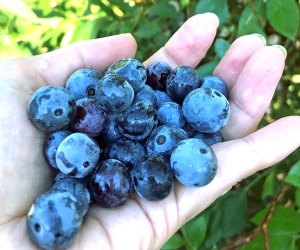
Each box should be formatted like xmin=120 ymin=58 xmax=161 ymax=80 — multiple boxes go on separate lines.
xmin=1 ymin=0 xmax=300 ymax=249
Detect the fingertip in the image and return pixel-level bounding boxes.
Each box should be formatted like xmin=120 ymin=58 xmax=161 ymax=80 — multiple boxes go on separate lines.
xmin=191 ymin=12 xmax=219 ymax=28
xmin=120 ymin=33 xmax=138 ymax=52
xmin=271 ymin=44 xmax=287 ymax=59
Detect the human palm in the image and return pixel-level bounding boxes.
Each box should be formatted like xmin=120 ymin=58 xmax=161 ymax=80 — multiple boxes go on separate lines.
xmin=0 ymin=13 xmax=299 ymax=250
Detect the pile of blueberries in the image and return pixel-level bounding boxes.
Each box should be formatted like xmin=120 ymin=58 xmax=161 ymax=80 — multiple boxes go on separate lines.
xmin=26 ymin=58 xmax=230 ymax=250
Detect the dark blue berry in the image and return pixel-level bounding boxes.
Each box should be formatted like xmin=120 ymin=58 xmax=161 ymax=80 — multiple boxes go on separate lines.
xmin=56 ymin=133 xmax=101 ymax=178
xmin=146 ymin=61 xmax=172 ymax=90
xmin=105 ymin=58 xmax=146 ymax=93
xmin=52 ymin=179 xmax=90 ymax=216
xmin=44 ymin=130 xmax=72 ymax=169
xmin=97 ymin=112 xmax=121 ymax=145
xmin=70 ymin=97 xmax=107 ymax=137
xmin=96 ymin=74 xmax=134 ymax=113
xmin=28 ymin=86 xmax=76 ymax=132
xmin=65 ymin=68 xmax=102 ymax=100
xmin=200 ymin=75 xmax=229 ymax=99
xmin=170 ymin=138 xmax=217 ymax=187
xmin=182 ymin=122 xmax=195 ymax=137
xmin=117 ymin=100 xmax=157 ymax=141
xmin=166 ymin=66 xmax=200 ymax=102
xmin=156 ymin=102 xmax=185 ymax=128
xmin=192 ymin=131 xmax=225 ymax=146
xmin=27 ymin=191 xmax=82 ymax=250
xmin=146 ymin=125 xmax=188 ymax=158
xmin=134 ymin=84 xmax=156 ymax=105
xmin=182 ymin=88 xmax=230 ymax=133
xmin=153 ymin=90 xmax=173 ymax=109
xmin=89 ymin=159 xmax=131 ymax=208
xmin=131 ymin=154 xmax=174 ymax=201
xmin=104 ymin=138 xmax=145 ymax=169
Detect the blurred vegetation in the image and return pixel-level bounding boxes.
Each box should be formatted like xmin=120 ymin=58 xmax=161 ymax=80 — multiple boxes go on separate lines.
xmin=1 ymin=0 xmax=300 ymax=249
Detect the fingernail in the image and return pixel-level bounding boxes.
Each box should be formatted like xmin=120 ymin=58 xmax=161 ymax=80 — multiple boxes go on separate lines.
xmin=253 ymin=33 xmax=266 ymax=45
xmin=272 ymin=45 xmax=287 ymax=58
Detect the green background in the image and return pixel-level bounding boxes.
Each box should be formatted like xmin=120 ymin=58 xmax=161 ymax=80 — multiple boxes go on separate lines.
xmin=1 ymin=0 xmax=300 ymax=249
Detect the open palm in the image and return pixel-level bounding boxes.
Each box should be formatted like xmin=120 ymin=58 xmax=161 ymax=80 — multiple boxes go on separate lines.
xmin=0 ymin=13 xmax=299 ymax=250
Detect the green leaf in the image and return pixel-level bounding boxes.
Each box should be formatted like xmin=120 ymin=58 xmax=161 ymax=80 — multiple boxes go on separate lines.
xmin=135 ymin=20 xmax=161 ymax=39
xmin=71 ymin=18 xmax=101 ymax=42
xmin=148 ymin=2 xmax=178 ymax=19
xmin=295 ymin=188 xmax=300 ymax=207
xmin=181 ymin=215 xmax=207 ymax=249
xmin=267 ymin=0 xmax=300 ymax=40
xmin=196 ymin=58 xmax=219 ymax=77
xmin=261 ymin=170 xmax=280 ymax=200
xmin=250 ymin=206 xmax=300 ymax=250
xmin=204 ymin=190 xmax=248 ymax=246
xmin=285 ymin=161 xmax=300 ymax=188
xmin=238 ymin=7 xmax=266 ymax=37
xmin=161 ymin=233 xmax=185 ymax=250
xmin=254 ymin=0 xmax=267 ymax=21
xmin=214 ymin=38 xmax=230 ymax=58
xmin=195 ymin=0 xmax=228 ymax=26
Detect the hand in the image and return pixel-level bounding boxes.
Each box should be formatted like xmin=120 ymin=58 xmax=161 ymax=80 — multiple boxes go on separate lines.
xmin=0 ymin=13 xmax=299 ymax=250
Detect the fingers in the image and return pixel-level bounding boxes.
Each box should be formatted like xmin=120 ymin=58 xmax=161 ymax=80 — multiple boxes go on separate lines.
xmin=0 ymin=34 xmax=137 ymax=89
xmin=176 ymin=115 xmax=300 ymax=223
xmin=144 ymin=13 xmax=219 ymax=68
xmin=214 ymin=34 xmax=266 ymax=90
xmin=222 ymin=45 xmax=286 ymax=139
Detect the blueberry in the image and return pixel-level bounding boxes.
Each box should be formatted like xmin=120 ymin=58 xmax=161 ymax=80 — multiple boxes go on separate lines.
xmin=96 ymin=74 xmax=134 ymax=113
xmin=134 ymin=84 xmax=156 ymax=105
xmin=166 ymin=66 xmax=200 ymax=102
xmin=65 ymin=68 xmax=102 ymax=100
xmin=156 ymin=102 xmax=185 ymax=128
xmin=146 ymin=61 xmax=172 ymax=90
xmin=153 ymin=90 xmax=173 ymax=109
xmin=200 ymin=75 xmax=229 ymax=99
xmin=131 ymin=154 xmax=174 ymax=201
xmin=89 ymin=159 xmax=131 ymax=208
xmin=117 ymin=100 xmax=157 ymax=141
xmin=70 ymin=97 xmax=107 ymax=137
xmin=56 ymin=133 xmax=101 ymax=178
xmin=27 ymin=191 xmax=82 ymax=250
xmin=105 ymin=58 xmax=146 ymax=93
xmin=192 ymin=131 xmax=225 ymax=146
xmin=170 ymin=138 xmax=217 ymax=187
xmin=146 ymin=125 xmax=188 ymax=158
xmin=97 ymin=112 xmax=121 ymax=145
xmin=182 ymin=122 xmax=195 ymax=137
xmin=28 ymin=86 xmax=76 ymax=132
xmin=104 ymin=138 xmax=145 ymax=169
xmin=44 ymin=130 xmax=72 ymax=169
xmin=53 ymin=172 xmax=90 ymax=187
xmin=182 ymin=88 xmax=230 ymax=133
xmin=52 ymin=179 xmax=90 ymax=216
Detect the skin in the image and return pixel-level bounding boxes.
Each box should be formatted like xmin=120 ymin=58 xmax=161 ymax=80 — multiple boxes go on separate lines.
xmin=0 ymin=13 xmax=299 ymax=250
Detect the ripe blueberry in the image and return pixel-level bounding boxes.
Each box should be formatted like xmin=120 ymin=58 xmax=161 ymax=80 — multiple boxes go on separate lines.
xmin=182 ymin=88 xmax=230 ymax=132
xmin=105 ymin=58 xmax=146 ymax=93
xmin=65 ymin=68 xmax=102 ymax=100
xmin=170 ymin=138 xmax=217 ymax=187
xmin=96 ymin=74 xmax=134 ymax=113
xmin=56 ymin=133 xmax=101 ymax=178
xmin=146 ymin=61 xmax=172 ymax=90
xmin=131 ymin=154 xmax=174 ymax=201
xmin=117 ymin=100 xmax=157 ymax=141
xmin=166 ymin=66 xmax=200 ymax=102
xmin=28 ymin=86 xmax=76 ymax=132
xmin=89 ymin=159 xmax=131 ymax=208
